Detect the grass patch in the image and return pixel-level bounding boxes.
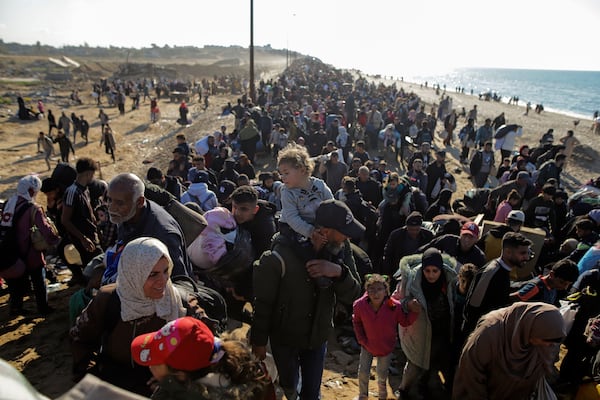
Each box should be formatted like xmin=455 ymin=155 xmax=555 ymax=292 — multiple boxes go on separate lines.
xmin=0 ymin=97 xmax=11 ymax=105
xmin=0 ymin=79 xmax=41 ymax=86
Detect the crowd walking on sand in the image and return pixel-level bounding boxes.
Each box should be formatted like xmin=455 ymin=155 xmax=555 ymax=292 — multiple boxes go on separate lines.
xmin=4 ymin=57 xmax=600 ymax=400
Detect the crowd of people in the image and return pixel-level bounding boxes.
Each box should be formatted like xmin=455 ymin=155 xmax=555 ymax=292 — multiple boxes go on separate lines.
xmin=2 ymin=57 xmax=600 ymax=400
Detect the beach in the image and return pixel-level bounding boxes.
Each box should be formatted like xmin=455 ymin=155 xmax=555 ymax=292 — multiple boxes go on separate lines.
xmin=0 ymin=54 xmax=599 ymax=399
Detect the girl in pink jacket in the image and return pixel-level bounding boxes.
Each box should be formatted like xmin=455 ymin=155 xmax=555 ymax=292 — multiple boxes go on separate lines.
xmin=352 ymin=274 xmax=418 ymax=400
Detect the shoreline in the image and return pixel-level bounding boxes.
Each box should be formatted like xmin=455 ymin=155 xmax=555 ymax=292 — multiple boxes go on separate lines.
xmin=367 ymin=67 xmax=600 ymax=121
xmin=371 ymin=74 xmax=595 ymax=123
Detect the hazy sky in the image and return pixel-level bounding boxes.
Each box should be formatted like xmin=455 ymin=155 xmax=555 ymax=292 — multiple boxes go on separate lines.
xmin=1 ymin=0 xmax=598 ymax=76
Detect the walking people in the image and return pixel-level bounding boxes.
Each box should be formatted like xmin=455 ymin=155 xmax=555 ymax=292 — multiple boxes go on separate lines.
xmin=100 ymin=125 xmax=116 ymax=162
xmin=393 ymin=248 xmax=457 ymax=399
xmin=53 ymin=130 xmax=75 ymax=163
xmin=79 ymin=115 xmax=89 ymax=145
xmin=37 ymin=131 xmax=55 ymax=170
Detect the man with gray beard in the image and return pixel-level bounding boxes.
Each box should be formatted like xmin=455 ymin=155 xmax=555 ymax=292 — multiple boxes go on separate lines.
xmin=101 ymin=173 xmax=193 ymax=284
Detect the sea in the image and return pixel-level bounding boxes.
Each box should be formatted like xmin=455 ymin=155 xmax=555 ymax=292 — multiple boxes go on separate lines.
xmin=400 ymin=68 xmax=600 ymax=121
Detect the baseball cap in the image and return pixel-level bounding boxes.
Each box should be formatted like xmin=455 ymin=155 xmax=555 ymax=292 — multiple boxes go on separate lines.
xmin=507 ymin=210 xmax=525 ymax=223
xmin=190 ymin=169 xmax=209 ymax=184
xmin=406 ymin=211 xmax=423 ymax=226
xmin=315 ymin=199 xmax=365 ymax=239
xmin=131 ymin=317 xmax=222 ymax=371
xmin=422 ymin=248 xmax=443 ymax=269
xmin=461 ymin=221 xmax=480 ymax=237
xmin=216 ymin=180 xmax=237 ymax=203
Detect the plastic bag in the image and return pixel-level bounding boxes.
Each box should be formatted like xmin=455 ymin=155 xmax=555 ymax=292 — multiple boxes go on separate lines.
xmin=559 ymin=300 xmax=579 ymax=335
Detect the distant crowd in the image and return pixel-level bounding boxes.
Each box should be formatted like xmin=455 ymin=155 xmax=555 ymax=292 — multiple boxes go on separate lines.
xmin=3 ymin=57 xmax=600 ymax=400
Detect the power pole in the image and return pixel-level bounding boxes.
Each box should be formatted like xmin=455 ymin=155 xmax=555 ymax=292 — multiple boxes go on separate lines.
xmin=249 ymin=0 xmax=256 ymax=104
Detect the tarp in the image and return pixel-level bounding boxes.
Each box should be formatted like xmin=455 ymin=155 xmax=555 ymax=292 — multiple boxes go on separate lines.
xmin=48 ymin=57 xmax=69 ymax=68
xmin=62 ymin=56 xmax=80 ymax=68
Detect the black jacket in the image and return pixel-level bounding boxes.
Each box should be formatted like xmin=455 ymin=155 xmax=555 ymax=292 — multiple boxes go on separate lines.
xmin=381 ymin=227 xmax=434 ymax=277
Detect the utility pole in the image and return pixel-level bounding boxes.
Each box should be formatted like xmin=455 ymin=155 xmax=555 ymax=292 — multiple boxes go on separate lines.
xmin=249 ymin=0 xmax=256 ymax=104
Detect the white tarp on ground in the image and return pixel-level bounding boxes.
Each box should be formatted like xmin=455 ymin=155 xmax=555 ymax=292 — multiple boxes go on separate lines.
xmin=62 ymin=56 xmax=80 ymax=68
xmin=48 ymin=57 xmax=69 ymax=68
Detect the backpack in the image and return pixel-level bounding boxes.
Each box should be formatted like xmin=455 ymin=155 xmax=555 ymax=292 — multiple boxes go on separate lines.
xmin=356 ymin=200 xmax=378 ymax=237
xmin=0 ymin=202 xmax=30 ymax=270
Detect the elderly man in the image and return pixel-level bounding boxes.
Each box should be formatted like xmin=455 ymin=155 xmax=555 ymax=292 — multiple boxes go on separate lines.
xmin=251 ymin=199 xmax=363 ymax=400
xmin=102 ymin=173 xmax=194 ymax=284
xmin=356 ymin=165 xmax=382 ymax=206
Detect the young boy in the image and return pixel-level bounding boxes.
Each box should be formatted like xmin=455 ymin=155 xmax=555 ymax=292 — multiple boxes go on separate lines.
xmin=510 ymin=258 xmax=579 ymax=306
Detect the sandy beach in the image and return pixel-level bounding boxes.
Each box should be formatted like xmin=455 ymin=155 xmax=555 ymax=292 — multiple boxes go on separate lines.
xmin=0 ymin=54 xmax=598 ymax=399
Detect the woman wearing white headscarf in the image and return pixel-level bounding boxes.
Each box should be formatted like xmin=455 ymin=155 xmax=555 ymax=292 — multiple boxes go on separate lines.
xmin=452 ymin=302 xmax=565 ymax=400
xmin=1 ymin=174 xmax=60 ymax=316
xmin=70 ymin=237 xmax=186 ymax=397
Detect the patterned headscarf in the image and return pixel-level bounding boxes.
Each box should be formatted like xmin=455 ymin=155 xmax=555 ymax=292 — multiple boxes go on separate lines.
xmin=116 ymin=237 xmax=185 ymax=322
xmin=1 ymin=175 xmax=42 ymax=227
xmin=17 ymin=174 xmax=42 ymax=201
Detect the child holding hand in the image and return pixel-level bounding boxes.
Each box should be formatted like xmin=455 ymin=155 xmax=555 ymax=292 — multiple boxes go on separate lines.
xmin=352 ymin=274 xmax=418 ymax=400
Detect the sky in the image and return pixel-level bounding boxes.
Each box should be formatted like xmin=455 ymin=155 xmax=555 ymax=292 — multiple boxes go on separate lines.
xmin=1 ymin=0 xmax=599 ymax=77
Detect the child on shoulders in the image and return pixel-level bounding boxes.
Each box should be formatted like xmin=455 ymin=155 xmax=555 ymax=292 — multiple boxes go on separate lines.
xmin=277 ymin=143 xmax=333 ymax=246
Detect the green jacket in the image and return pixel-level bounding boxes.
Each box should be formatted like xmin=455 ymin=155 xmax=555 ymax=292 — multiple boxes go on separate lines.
xmin=251 ymin=235 xmax=361 ymax=349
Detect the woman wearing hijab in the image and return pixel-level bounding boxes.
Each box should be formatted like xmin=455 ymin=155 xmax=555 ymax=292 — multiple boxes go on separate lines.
xmin=452 ymin=302 xmax=565 ymax=400
xmin=1 ymin=175 xmax=60 ymax=316
xmin=70 ymin=237 xmax=186 ymax=396
xmin=393 ymin=248 xmax=457 ymax=399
